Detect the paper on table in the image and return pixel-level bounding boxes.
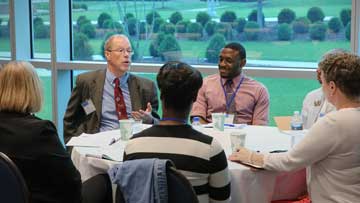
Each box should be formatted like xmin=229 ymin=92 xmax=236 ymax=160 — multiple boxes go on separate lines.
xmin=99 ymin=141 xmax=126 ymax=161
xmin=83 ymin=138 xmax=126 ymax=162
xmin=66 ymin=129 xmax=121 ymax=147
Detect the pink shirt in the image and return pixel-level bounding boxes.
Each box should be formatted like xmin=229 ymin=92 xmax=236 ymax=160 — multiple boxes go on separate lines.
xmin=191 ymin=74 xmax=269 ymax=125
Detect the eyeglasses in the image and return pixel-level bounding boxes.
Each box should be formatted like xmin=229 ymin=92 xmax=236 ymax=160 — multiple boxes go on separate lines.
xmin=107 ymin=48 xmax=133 ymax=55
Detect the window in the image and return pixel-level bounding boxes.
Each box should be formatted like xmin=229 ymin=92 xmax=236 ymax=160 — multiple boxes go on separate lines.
xmin=36 ymin=68 xmax=52 ymax=120
xmin=71 ymin=0 xmax=351 ymax=68
xmin=31 ymin=0 xmax=50 ymax=59
xmin=0 ymin=0 xmax=10 ymax=58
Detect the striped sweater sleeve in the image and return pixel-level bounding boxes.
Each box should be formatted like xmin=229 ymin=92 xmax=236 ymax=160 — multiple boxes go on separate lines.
xmin=208 ymin=138 xmax=231 ymax=203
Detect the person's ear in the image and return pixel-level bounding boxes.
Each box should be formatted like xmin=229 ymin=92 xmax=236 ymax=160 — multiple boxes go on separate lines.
xmin=104 ymin=51 xmax=110 ymax=60
xmin=240 ymin=59 xmax=246 ymax=67
xmin=329 ymin=81 xmax=337 ymax=95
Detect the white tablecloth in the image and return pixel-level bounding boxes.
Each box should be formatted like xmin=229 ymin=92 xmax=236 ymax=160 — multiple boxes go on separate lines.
xmin=71 ymin=125 xmax=306 ymax=203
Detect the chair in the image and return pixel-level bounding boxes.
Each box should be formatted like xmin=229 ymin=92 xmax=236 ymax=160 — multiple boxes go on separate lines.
xmin=114 ymin=159 xmax=198 ymax=203
xmin=0 ymin=152 xmax=29 ymax=203
xmin=167 ymin=166 xmax=199 ymax=203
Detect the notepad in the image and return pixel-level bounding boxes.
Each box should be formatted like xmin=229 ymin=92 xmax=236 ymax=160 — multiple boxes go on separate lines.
xmin=274 ymin=116 xmax=292 ymax=131
xmin=85 ymin=141 xmax=126 ymax=162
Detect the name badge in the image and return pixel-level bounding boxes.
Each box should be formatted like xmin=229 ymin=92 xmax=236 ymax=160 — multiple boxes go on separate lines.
xmin=81 ymin=99 xmax=96 ymax=115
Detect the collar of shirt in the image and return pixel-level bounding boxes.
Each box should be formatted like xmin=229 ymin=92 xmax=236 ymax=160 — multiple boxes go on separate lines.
xmin=106 ymin=69 xmax=129 ymax=87
xmin=220 ymin=73 xmax=244 ymax=87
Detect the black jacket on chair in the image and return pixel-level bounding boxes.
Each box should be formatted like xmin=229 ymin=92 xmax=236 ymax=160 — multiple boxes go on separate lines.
xmin=0 ymin=111 xmax=82 ymax=203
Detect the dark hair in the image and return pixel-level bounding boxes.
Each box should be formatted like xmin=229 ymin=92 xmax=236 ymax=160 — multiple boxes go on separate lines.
xmin=157 ymin=61 xmax=203 ymax=111
xmin=224 ymin=42 xmax=246 ymax=60
xmin=319 ymin=52 xmax=360 ymax=101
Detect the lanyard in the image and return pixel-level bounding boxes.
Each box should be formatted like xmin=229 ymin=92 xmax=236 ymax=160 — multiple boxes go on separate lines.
xmin=161 ymin=117 xmax=188 ymax=124
xmin=221 ymin=75 xmax=245 ymax=113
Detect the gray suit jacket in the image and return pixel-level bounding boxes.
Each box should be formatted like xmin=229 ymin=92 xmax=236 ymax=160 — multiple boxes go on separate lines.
xmin=63 ymin=69 xmax=159 ymax=143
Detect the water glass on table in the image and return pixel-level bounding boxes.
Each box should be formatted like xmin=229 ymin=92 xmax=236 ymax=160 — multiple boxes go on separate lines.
xmin=119 ymin=119 xmax=134 ymax=141
xmin=230 ymin=130 xmax=247 ymax=152
xmin=212 ymin=112 xmax=225 ymax=131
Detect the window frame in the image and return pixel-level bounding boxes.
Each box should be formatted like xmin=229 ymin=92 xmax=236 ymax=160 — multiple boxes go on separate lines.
xmin=0 ymin=0 xmax=358 ymax=141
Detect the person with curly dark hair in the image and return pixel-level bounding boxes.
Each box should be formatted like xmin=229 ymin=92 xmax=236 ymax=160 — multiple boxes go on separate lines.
xmin=124 ymin=61 xmax=231 ymax=203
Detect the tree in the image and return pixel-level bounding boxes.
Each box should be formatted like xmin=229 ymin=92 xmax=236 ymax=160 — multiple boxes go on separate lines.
xmin=160 ymin=22 xmax=175 ymax=35
xmin=176 ymin=21 xmax=190 ymax=33
xmin=196 ymin=12 xmax=211 ymax=27
xmin=277 ymin=23 xmax=292 ymax=41
xmin=278 ymin=8 xmax=296 ymax=24
xmin=206 ymin=33 xmax=226 ymax=63
xmin=186 ymin=22 xmax=203 ymax=40
xmin=158 ymin=35 xmax=181 ymax=61
xmin=235 ymin=18 xmax=247 ymax=33
xmin=307 ymin=7 xmax=325 ymax=23
xmin=33 ymin=17 xmax=44 ymax=28
xmin=292 ymin=17 xmax=310 ymax=34
xmin=80 ymin=23 xmax=96 ymax=39
xmin=146 ymin=11 xmax=161 ymax=25
xmin=126 ymin=17 xmax=138 ymax=36
xmin=153 ymin=18 xmax=165 ymax=33
xmin=33 ymin=17 xmax=50 ymax=39
xmin=345 ymin=22 xmax=351 ymax=40
xmin=169 ymin=11 xmax=183 ymax=25
xmin=205 ymin=21 xmax=217 ymax=37
xmin=340 ymin=9 xmax=351 ymax=27
xmin=220 ymin=11 xmax=237 ymax=23
xmin=248 ymin=9 xmax=264 ymax=26
xmin=244 ymin=21 xmax=260 ymax=40
xmin=328 ymin=17 xmax=342 ymax=33
xmin=76 ymin=16 xmax=90 ymax=29
xmin=74 ymin=33 xmax=93 ymax=60
xmin=215 ymin=22 xmax=232 ymax=40
xmin=149 ymin=32 xmax=166 ymax=57
xmin=124 ymin=13 xmax=135 ymax=22
xmin=309 ymin=22 xmax=327 ymax=41
xmin=97 ymin=12 xmax=112 ymax=28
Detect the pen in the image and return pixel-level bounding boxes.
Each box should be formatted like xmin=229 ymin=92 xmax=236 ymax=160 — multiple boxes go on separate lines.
xmin=109 ymin=137 xmax=121 ymax=146
xmin=224 ymin=123 xmax=235 ymax=127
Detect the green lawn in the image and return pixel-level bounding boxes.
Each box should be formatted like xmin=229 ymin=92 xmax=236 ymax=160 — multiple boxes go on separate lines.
xmin=70 ymin=0 xmax=350 ymax=22
xmin=22 ymin=0 xmax=351 ymax=24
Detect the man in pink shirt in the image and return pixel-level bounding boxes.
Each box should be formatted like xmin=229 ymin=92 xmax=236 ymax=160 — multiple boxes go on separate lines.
xmin=191 ymin=42 xmax=269 ymax=125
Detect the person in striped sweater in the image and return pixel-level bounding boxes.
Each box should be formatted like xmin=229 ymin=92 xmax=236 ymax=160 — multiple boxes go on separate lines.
xmin=124 ymin=61 xmax=231 ymax=203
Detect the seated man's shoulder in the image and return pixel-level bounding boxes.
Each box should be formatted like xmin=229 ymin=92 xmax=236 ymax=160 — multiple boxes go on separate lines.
xmin=129 ymin=74 xmax=155 ymax=85
xmin=204 ymin=74 xmax=220 ymax=82
xmin=77 ymin=69 xmax=105 ymax=81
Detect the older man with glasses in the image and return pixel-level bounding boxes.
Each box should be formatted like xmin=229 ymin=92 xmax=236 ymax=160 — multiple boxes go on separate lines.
xmin=63 ymin=34 xmax=159 ymax=143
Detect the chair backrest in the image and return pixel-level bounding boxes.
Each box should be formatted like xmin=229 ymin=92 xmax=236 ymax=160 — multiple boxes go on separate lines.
xmin=0 ymin=152 xmax=29 ymax=203
xmin=167 ymin=166 xmax=199 ymax=203
xmin=114 ymin=160 xmax=198 ymax=203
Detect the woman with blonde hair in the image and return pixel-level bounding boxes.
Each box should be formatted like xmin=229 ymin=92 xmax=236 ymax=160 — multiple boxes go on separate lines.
xmin=0 ymin=61 xmax=82 ymax=202
xmin=229 ymin=52 xmax=360 ymax=203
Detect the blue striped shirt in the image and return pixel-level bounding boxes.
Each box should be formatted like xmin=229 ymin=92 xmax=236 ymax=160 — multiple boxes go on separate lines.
xmin=100 ymin=70 xmax=132 ymax=132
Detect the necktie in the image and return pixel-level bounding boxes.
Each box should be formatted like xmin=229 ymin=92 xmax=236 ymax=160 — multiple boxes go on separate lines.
xmin=225 ymin=79 xmax=236 ymax=114
xmin=114 ymin=78 xmax=128 ymax=120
